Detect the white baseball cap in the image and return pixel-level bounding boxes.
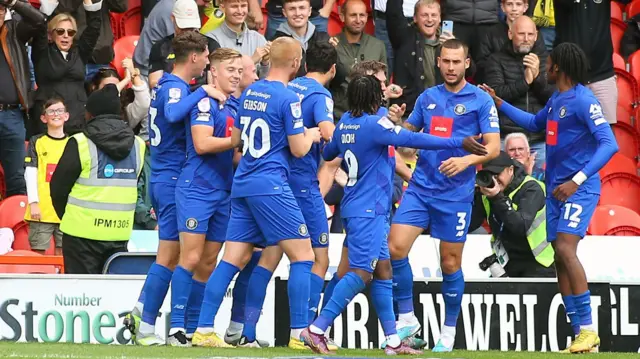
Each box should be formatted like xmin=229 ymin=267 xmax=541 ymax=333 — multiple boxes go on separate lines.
xmin=172 ymin=0 xmax=201 ymax=30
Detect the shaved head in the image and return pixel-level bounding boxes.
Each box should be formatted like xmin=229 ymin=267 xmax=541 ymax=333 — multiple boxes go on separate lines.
xmin=509 ymin=15 xmax=537 ymax=54
xmin=270 ymin=37 xmax=303 ymax=68
xmin=239 ymin=55 xmax=258 ymax=90
xmin=512 ymin=15 xmax=536 ymax=32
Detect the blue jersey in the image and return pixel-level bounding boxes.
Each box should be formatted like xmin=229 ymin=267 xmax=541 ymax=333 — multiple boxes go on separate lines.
xmin=178 ymin=97 xmax=235 ymax=191
xmin=227 ymin=94 xmax=240 ymax=114
xmin=288 ymin=77 xmax=334 ymax=194
xmin=407 ymin=83 xmax=500 ymax=202
xmin=324 ymin=112 xmax=464 ymax=218
xmin=149 ymin=73 xmax=208 ymax=183
xmin=232 ymin=80 xmax=305 ymax=198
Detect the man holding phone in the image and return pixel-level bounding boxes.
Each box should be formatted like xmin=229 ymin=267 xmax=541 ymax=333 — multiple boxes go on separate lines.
xmin=482 ymin=16 xmax=553 ymax=173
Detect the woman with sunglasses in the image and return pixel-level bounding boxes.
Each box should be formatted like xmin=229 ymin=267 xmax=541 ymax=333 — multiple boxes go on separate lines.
xmin=29 ymin=0 xmax=102 ymax=138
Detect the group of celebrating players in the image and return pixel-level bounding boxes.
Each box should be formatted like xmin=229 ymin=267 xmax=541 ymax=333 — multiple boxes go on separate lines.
xmin=122 ymin=28 xmax=618 ymax=355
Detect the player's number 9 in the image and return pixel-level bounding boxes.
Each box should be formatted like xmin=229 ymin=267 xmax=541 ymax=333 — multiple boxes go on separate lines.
xmin=149 ymin=107 xmax=161 ymax=147
xmin=344 ymin=150 xmax=358 ymax=186
xmin=240 ymin=116 xmax=271 ymax=158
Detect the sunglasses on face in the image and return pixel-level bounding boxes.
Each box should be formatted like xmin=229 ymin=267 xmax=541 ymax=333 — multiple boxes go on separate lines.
xmin=54 ymin=28 xmax=77 ymax=37
xmin=45 ymin=108 xmax=67 ymax=116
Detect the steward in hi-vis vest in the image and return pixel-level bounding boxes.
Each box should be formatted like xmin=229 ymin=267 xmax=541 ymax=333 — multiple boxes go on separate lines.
xmin=51 ymin=84 xmax=145 ymax=274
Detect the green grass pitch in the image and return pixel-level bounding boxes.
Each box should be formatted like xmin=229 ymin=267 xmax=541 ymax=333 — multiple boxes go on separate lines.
xmin=0 ymin=343 xmax=638 ymax=359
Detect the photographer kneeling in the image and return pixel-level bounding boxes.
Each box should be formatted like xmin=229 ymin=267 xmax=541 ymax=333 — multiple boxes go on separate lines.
xmin=470 ymin=151 xmax=556 ymax=278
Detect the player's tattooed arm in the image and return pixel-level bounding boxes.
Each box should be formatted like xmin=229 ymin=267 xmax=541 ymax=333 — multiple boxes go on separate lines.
xmin=403 ymin=122 xmax=420 ymax=132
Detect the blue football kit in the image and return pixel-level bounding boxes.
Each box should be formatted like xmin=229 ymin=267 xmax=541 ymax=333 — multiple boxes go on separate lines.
xmin=500 ymin=84 xmax=618 ymax=241
xmin=288 ymin=76 xmax=333 ymax=248
xmin=393 ymin=83 xmax=500 ymax=243
xmin=175 ymin=97 xmax=235 ymax=241
xmin=149 ymin=72 xmax=209 ymax=241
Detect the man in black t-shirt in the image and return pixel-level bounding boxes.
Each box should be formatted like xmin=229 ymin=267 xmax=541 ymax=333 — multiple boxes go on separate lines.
xmin=148 ymin=0 xmax=220 ymax=88
xmin=261 ymin=0 xmax=336 ymax=40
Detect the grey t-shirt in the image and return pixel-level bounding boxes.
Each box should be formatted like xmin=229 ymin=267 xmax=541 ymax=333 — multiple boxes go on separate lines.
xmin=133 ymin=0 xmax=174 ymax=76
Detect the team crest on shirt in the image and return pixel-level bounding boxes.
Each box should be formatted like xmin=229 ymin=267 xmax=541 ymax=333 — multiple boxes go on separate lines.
xmin=319 ymin=233 xmax=328 ymax=245
xmin=298 ymin=224 xmax=308 ymax=236
xmin=290 ymin=102 xmax=302 ymax=118
xmin=454 ymin=104 xmax=466 ymax=115
xmin=186 ymin=218 xmax=198 ymax=230
xmin=370 ymin=259 xmax=378 ymax=270
xmin=559 ymin=106 xmax=567 ymax=118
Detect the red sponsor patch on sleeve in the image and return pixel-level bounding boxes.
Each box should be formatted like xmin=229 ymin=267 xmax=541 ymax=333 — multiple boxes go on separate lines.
xmin=429 ymin=116 xmax=453 ymax=138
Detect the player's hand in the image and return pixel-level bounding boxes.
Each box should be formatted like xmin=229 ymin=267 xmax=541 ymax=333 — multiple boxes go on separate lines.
xmin=462 ymin=134 xmax=487 ymax=156
xmin=202 ymin=84 xmax=227 ymax=103
xmin=329 ymin=36 xmax=339 ymax=47
xmin=305 ymin=126 xmax=322 ymax=143
xmin=335 ymin=168 xmax=348 ymax=187
xmin=388 ymin=103 xmax=406 ymax=123
xmin=553 ymin=180 xmax=579 ymax=202
xmin=439 ymin=31 xmax=455 ymax=45
xmin=478 ymin=84 xmax=503 ymax=108
xmin=30 ymin=202 xmax=41 ymax=221
xmin=438 ymin=157 xmax=470 ymax=177
xmin=479 ymin=177 xmax=502 ymax=198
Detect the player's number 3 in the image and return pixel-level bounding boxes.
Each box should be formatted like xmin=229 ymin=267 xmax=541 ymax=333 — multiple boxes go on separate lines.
xmin=149 ymin=107 xmax=161 ymax=147
xmin=344 ymin=150 xmax=358 ymax=186
xmin=240 ymin=116 xmax=271 ymax=158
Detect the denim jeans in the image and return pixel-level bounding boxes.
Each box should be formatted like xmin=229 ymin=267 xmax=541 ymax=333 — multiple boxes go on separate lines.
xmin=266 ymin=14 xmax=328 ymax=41
xmin=374 ymin=14 xmax=394 ymax=71
xmin=529 ymin=140 xmax=546 ymax=180
xmin=0 ymin=109 xmax=27 ymax=197
xmin=539 ymin=27 xmax=555 ymax=52
xmin=85 ymin=63 xmax=112 ymax=82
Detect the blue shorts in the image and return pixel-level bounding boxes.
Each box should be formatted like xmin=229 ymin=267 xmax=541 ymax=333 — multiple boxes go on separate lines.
xmin=176 ymin=186 xmax=229 ymax=242
xmin=295 ymin=191 xmax=329 ymax=248
xmin=150 ymin=182 xmax=178 ymax=241
xmin=226 ymin=185 xmax=310 ymax=247
xmin=546 ymin=189 xmax=599 ymax=242
xmin=342 ymin=215 xmax=390 ymax=273
xmin=393 ymin=190 xmax=472 ymax=243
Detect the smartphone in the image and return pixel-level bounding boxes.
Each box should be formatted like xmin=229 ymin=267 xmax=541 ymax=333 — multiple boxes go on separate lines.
xmin=442 ymin=20 xmax=454 ymax=35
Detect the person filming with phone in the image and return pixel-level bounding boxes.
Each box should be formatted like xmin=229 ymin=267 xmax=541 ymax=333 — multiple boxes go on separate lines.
xmin=469 ymin=151 xmax=556 ymax=278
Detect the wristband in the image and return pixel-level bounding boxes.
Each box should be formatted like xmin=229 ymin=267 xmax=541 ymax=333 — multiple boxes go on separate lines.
xmin=572 ymin=171 xmax=587 ymax=186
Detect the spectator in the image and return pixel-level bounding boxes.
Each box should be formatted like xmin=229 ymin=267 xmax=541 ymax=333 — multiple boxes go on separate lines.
xmin=30 ymin=0 xmax=102 ymax=137
xmin=531 ymin=0 xmax=554 ymax=51
xmin=41 ymin=0 xmax=127 ymax=79
xmin=51 ymin=84 xmax=145 ymax=274
xmin=441 ymin=0 xmax=499 ymax=62
xmin=86 ymin=59 xmax=151 ymax=139
xmin=262 ymin=0 xmax=334 ymax=40
xmin=505 ymin=132 xmax=544 ymax=180
xmin=273 ymin=0 xmax=331 ymax=78
xmin=374 ymin=0 xmax=417 ymax=70
xmin=24 ymin=97 xmax=69 ymax=255
xmin=621 ymin=14 xmax=640 ymax=58
xmin=469 ymin=151 xmax=555 ymax=278
xmin=477 ymin=0 xmax=546 ymax=82
xmin=553 ymin=0 xmax=618 ymax=124
xmin=204 ymin=0 xmax=270 ymax=77
xmin=483 ymin=16 xmax=552 ymax=169
xmin=330 ymin=0 xmax=386 ymax=121
xmin=133 ymin=0 xmax=212 ymax=81
xmin=134 ymin=146 xmax=156 ymax=230
xmin=0 ymin=0 xmax=46 ymax=197
xmin=147 ymin=0 xmax=220 ymax=88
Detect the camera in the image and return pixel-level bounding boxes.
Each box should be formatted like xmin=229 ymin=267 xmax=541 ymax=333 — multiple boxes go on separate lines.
xmin=476 ymin=170 xmax=495 ymax=188
xmin=479 ymin=254 xmax=507 ymax=278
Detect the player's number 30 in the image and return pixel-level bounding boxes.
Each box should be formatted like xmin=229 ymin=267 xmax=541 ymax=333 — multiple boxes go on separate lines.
xmin=240 ymin=116 xmax=271 ymax=158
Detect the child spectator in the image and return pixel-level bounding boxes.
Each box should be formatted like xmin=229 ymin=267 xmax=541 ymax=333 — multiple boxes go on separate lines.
xmin=24 ymin=97 xmax=70 ymax=255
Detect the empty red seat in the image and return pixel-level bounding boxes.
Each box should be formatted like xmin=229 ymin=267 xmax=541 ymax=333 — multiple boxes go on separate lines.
xmin=11 ymin=222 xmax=30 ymax=251
xmin=0 ymin=250 xmax=59 ymax=274
xmin=365 ymin=15 xmax=375 ymax=35
xmin=617 ymin=104 xmax=634 ymax=126
xmin=599 ymin=172 xmax=640 ymax=215
xmin=627 ymin=0 xmax=640 ymax=19
xmin=0 ymin=195 xmax=27 ymax=229
xmin=588 ymin=205 xmax=640 ymax=235
xmin=111 ymin=35 xmax=139 ymax=79
xmin=613 ymin=52 xmax=626 ymax=71
xmin=599 ymin=152 xmax=638 ymax=178
xmin=328 ymin=14 xmax=343 ymax=36
xmin=615 ymin=69 xmax=639 ymax=115
xmin=612 ymin=1 xmax=624 ymax=21
xmin=611 ymin=19 xmax=627 ymax=54
xmin=121 ymin=7 xmax=142 ymax=37
xmin=612 ymin=121 xmax=640 ymax=161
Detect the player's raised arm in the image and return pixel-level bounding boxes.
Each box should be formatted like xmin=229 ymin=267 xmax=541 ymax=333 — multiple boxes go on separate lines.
xmin=165 ymin=84 xmax=226 ymax=124
xmin=479 ymin=83 xmax=548 ymax=133
xmin=403 ymin=93 xmax=427 ymax=132
xmin=190 ymin=99 xmax=234 ymax=154
xmin=287 ymin=98 xmax=322 ymax=157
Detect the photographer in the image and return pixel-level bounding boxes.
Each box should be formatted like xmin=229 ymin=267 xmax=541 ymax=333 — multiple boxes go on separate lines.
xmin=469 ymin=151 xmax=555 ymax=278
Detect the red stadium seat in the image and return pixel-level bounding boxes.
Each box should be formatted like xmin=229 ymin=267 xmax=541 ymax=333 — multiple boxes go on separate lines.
xmin=612 ymin=121 xmax=640 ymax=161
xmin=599 ymin=152 xmax=639 ymax=178
xmin=327 ymin=14 xmax=344 ymax=36
xmin=627 ymin=50 xmax=640 ymax=85
xmin=365 ymin=15 xmax=375 ymax=35
xmin=0 ymin=195 xmax=27 ymax=230
xmin=600 ymin=172 xmax=640 ymax=215
xmin=121 ymin=7 xmax=142 ymax=37
xmin=0 ymin=165 xmax=5 ymax=200
xmin=111 ymin=35 xmax=139 ymax=79
xmin=615 ymin=69 xmax=639 ymax=117
xmin=11 ymin=222 xmax=30 ymax=251
xmin=613 ymin=52 xmax=626 ymax=71
xmin=612 ymin=1 xmax=624 ymax=21
xmin=611 ymin=19 xmax=627 ymax=54
xmin=0 ymin=250 xmax=60 ymax=274
xmin=110 ymin=12 xmax=123 ymax=40
xmin=128 ymin=0 xmax=141 ymax=9
xmin=588 ymin=205 xmax=640 ymax=236
xmin=627 ymin=0 xmax=640 ymax=19
xmin=617 ymin=104 xmax=634 ymax=126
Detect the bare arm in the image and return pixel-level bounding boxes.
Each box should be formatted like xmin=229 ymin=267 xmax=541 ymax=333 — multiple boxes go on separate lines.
xmin=192 ymin=125 xmax=235 ymax=154
xmin=288 ymin=128 xmax=320 ymax=158
xmin=318 ymin=157 xmax=342 ymax=197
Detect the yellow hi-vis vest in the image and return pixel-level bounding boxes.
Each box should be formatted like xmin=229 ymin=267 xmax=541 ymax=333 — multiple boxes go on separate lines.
xmin=482 ymin=176 xmax=554 ymax=268
xmin=533 ymin=0 xmax=555 ymax=28
xmin=59 ymin=133 xmax=145 ymax=241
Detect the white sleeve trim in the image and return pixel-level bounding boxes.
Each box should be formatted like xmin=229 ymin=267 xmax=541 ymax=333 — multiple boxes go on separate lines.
xmin=24 ymin=167 xmax=39 ymax=204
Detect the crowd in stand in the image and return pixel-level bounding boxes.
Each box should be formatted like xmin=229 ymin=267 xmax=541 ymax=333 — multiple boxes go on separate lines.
xmin=0 ymin=0 xmax=626 ymax=255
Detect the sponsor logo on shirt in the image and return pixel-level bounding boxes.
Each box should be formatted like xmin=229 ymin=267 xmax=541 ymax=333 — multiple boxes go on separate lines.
xmin=546 ymin=120 xmax=558 ymax=146
xmin=246 ymin=89 xmax=271 ymax=99
xmin=429 ymin=116 xmax=453 ymax=138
